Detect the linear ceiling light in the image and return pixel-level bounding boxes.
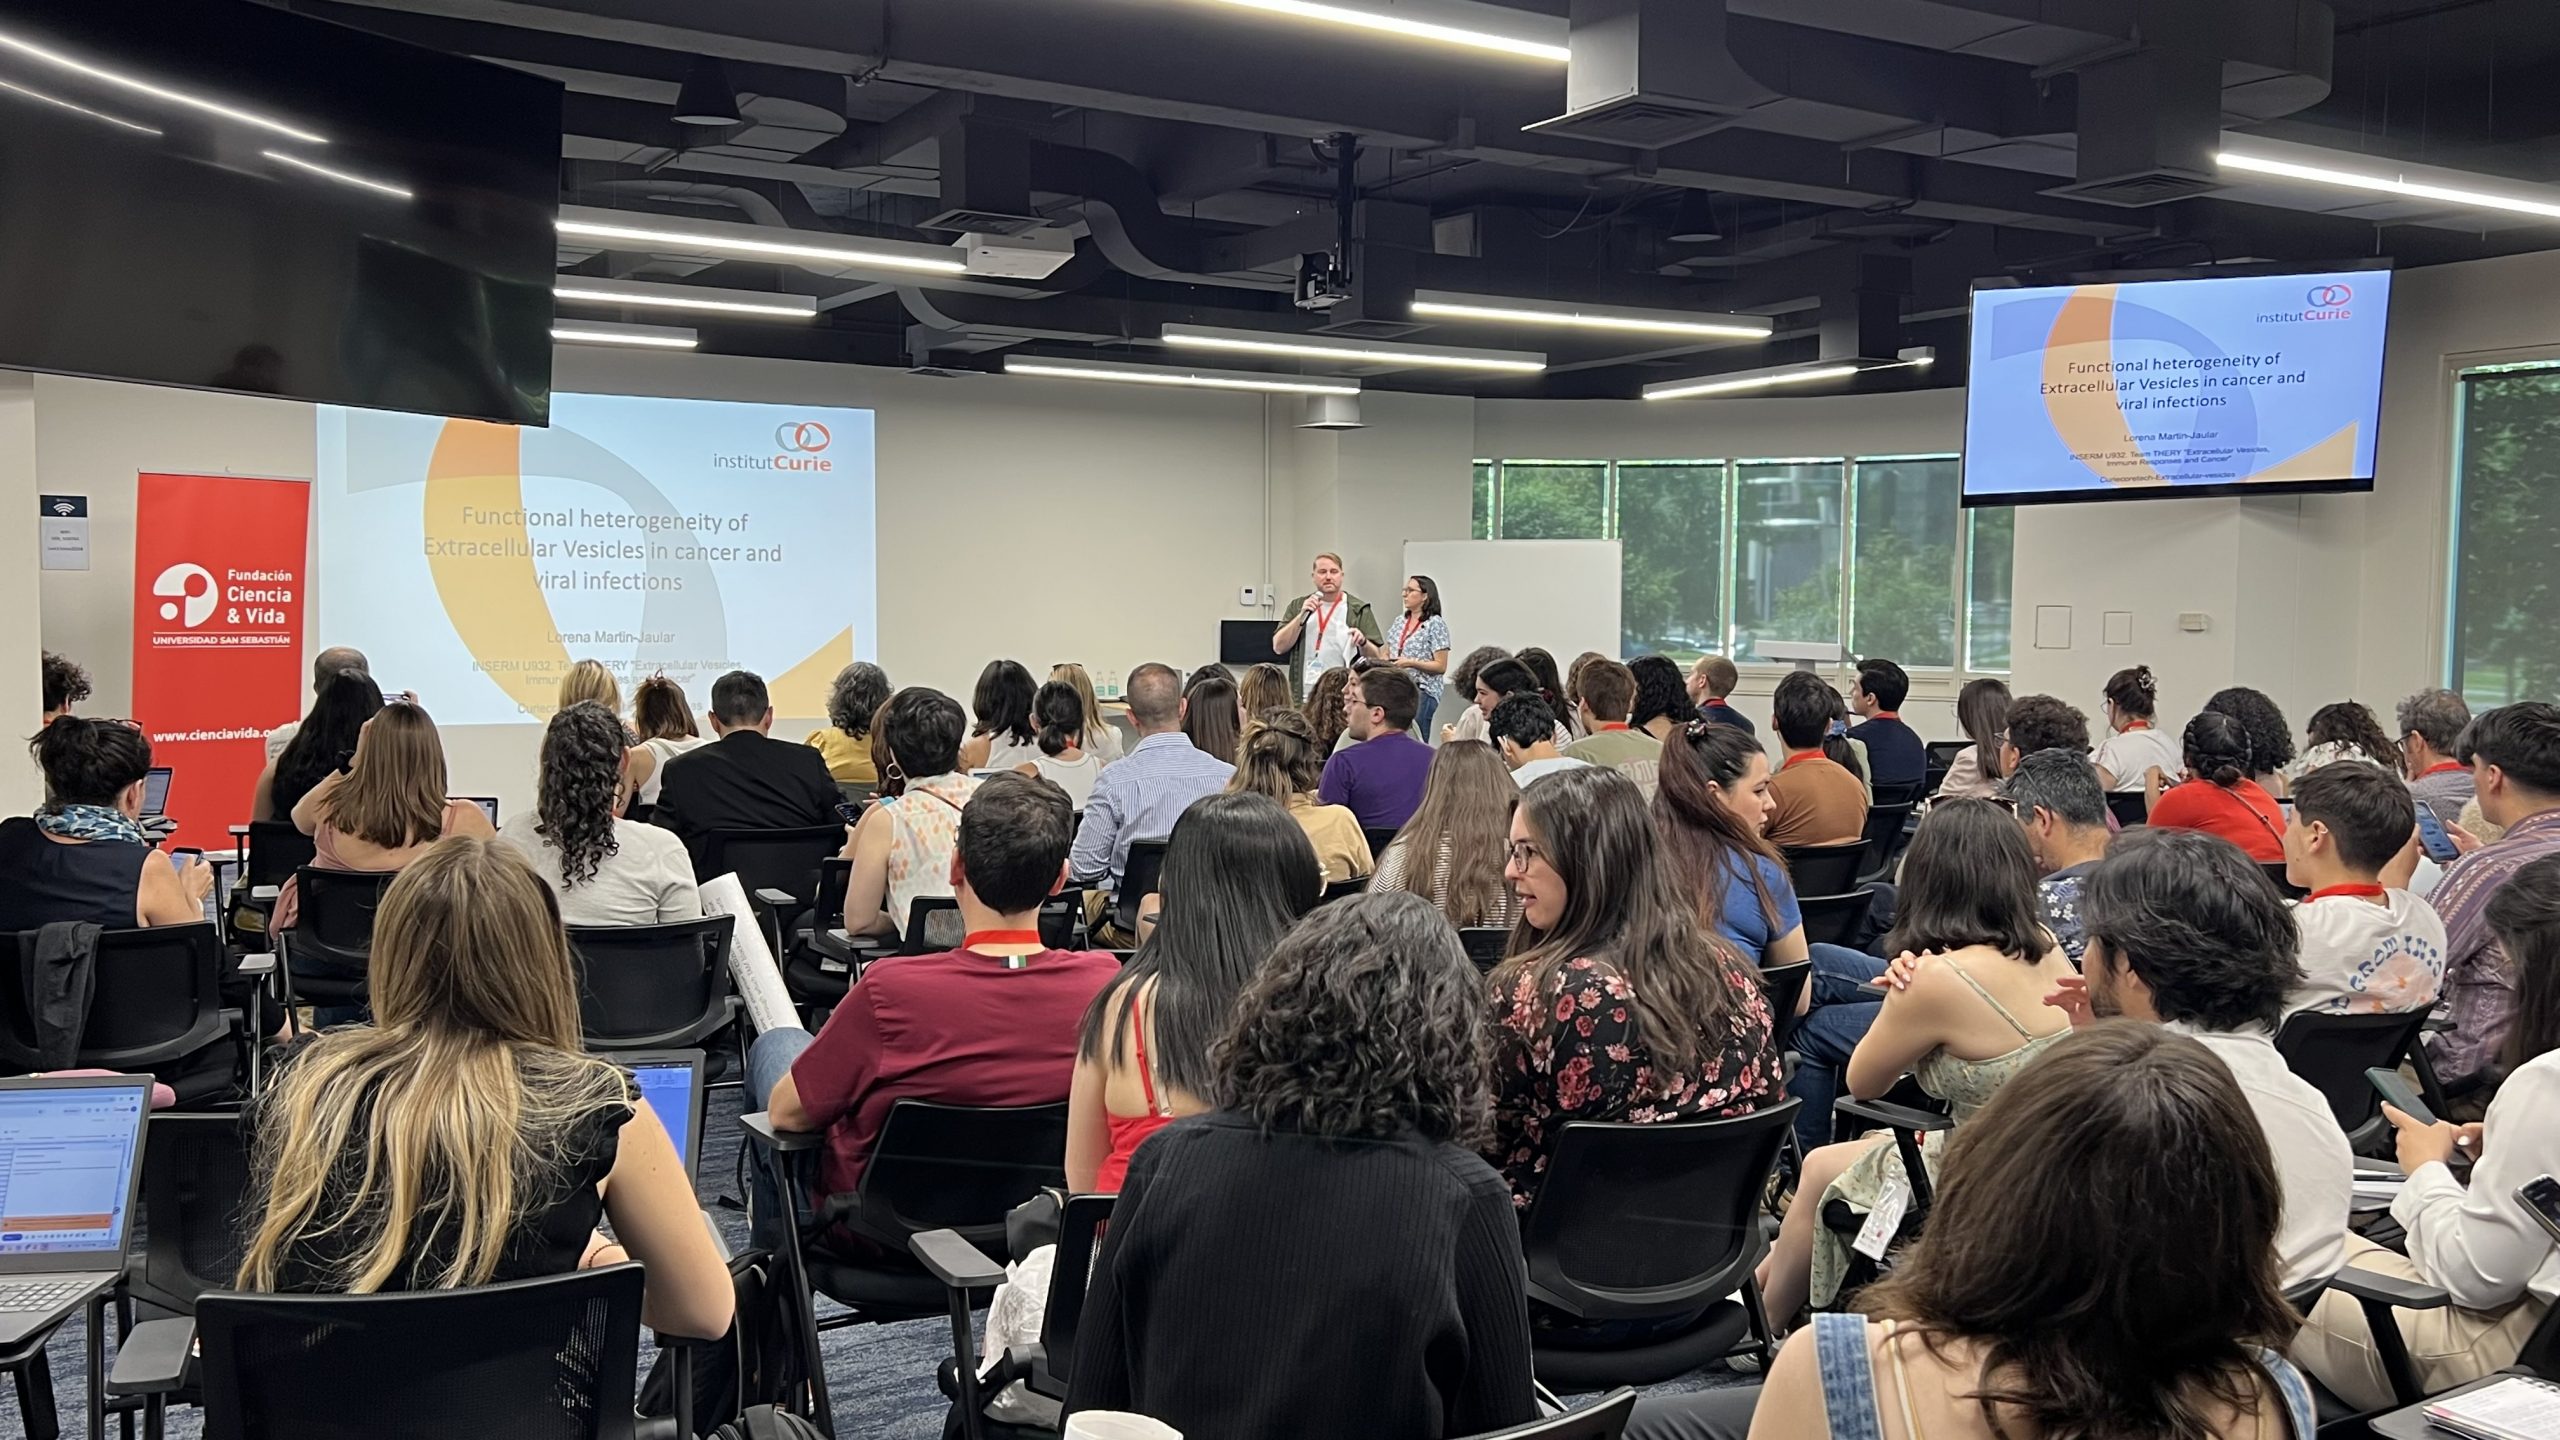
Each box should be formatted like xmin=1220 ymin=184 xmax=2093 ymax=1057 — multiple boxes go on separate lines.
xmin=552 ymin=320 xmax=698 ymax=350
xmin=1160 ymin=323 xmax=1544 ymax=374
xmin=1192 ymin=0 xmax=1568 ymax=61
xmin=1644 ymin=364 xmax=1863 ymax=401
xmin=1411 ymin=290 xmax=1773 ymax=340
xmin=0 ymin=76 xmax=160 ymax=135
xmin=2216 ymin=141 xmax=2560 ymax=223
xmin=263 ymin=148 xmax=411 ymax=201
xmin=556 ymin=207 xmax=968 ymax=276
xmin=0 ymin=27 xmax=326 ymax=143
xmin=554 ymin=279 xmax=817 ymax=320
xmin=1006 ymin=356 xmax=1361 ymax=396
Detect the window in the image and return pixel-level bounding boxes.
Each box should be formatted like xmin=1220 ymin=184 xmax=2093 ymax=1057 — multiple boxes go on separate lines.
xmin=2451 ymin=362 xmax=2560 ymax=707
xmin=1848 ymin=458 xmax=1960 ymax=668
xmin=1492 ymin=461 xmax=1610 ymax=539
xmin=1966 ymin=505 xmax=2015 ymax=673
xmin=1471 ymin=461 xmax=1494 ymax=540
xmin=1617 ymin=462 xmax=1726 ymax=660
xmin=1732 ymin=460 xmax=1845 ymax=663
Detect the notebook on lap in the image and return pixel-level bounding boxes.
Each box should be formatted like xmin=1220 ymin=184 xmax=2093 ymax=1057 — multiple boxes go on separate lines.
xmin=0 ymin=1075 xmax=150 ymax=1346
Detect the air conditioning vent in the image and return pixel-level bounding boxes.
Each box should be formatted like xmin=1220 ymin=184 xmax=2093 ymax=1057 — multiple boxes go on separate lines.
xmin=1316 ymin=316 xmax=1428 ymax=340
xmin=1525 ymin=98 xmax=1733 ymax=150
xmin=919 ymin=206 xmax=1044 ymax=236
xmin=2042 ymin=172 xmax=2223 ymax=208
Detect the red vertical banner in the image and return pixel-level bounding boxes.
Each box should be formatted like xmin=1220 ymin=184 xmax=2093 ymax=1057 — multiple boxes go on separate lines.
xmin=130 ymin=474 xmax=311 ymax=851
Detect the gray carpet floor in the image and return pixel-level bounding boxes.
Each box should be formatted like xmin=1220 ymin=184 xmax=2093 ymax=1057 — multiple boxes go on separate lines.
xmin=0 ymin=1087 xmax=1756 ymax=1439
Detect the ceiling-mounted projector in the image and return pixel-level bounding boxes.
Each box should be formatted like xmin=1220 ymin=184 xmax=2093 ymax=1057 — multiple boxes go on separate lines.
xmin=955 ymin=229 xmax=1076 ymax=280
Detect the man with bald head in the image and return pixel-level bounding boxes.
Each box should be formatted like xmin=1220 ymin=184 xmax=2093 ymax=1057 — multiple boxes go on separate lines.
xmin=1068 ymin=662 xmax=1235 ymax=907
xmin=266 ymin=646 xmax=371 ymax=760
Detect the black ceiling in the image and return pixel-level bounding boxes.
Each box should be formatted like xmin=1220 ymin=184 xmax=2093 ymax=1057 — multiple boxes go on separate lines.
xmin=290 ymin=0 xmax=2560 ymax=399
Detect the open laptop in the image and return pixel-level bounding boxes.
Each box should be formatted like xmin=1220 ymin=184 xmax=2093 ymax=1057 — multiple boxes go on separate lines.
xmin=625 ymin=1050 xmax=707 ymax=1183
xmin=0 ymin=1075 xmax=150 ymax=1345
xmin=139 ymin=768 xmax=172 ymax=818
xmin=451 ymin=796 xmax=500 ymax=826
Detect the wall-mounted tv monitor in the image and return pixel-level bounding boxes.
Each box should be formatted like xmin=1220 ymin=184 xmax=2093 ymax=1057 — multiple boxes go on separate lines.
xmin=0 ymin=0 xmax=561 ymax=424
xmin=1962 ymin=266 xmax=2391 ymax=508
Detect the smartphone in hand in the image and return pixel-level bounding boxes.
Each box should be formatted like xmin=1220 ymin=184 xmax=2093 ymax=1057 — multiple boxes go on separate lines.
xmin=2517 ymin=1175 xmax=2560 ymax=1248
xmin=2368 ymin=1066 xmax=2437 ymax=1127
xmin=2414 ymin=804 xmax=2462 ymax=864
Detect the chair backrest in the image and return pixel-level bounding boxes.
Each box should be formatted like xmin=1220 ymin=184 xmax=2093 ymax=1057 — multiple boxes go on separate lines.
xmin=196 ymin=1264 xmax=645 ymax=1440
xmin=1753 ymin=960 xmax=1812 ymax=1059
xmin=1318 ymin=873 xmax=1372 ymax=905
xmin=565 ymin=914 xmax=737 ymax=1051
xmin=837 ymin=780 xmax=879 ymax=806
xmin=901 ymin=895 xmax=962 ymax=955
xmin=703 ymin=825 xmax=844 ymax=906
xmin=134 ymin=1112 xmax=252 ymax=1315
xmin=2106 ymin=790 xmax=2150 ymax=828
xmin=1519 ymin=1100 xmax=1801 ymax=1321
xmin=1458 ymin=927 xmax=1511 ymax=972
xmin=2259 ymin=862 xmax=2309 ymax=901
xmin=241 ymin=821 xmax=317 ymax=890
xmin=1111 ymin=838 xmax=1172 ymax=936
xmin=1857 ymin=803 xmax=1916 ymax=880
xmin=1780 ymin=842 xmax=1869 ymax=899
xmin=1038 ymin=894 xmax=1085 ymax=952
xmin=850 ymin=1101 xmax=1070 ymax=1253
xmin=1361 ymin=826 xmax=1401 ymax=861
xmin=1035 ymin=1194 xmax=1118 ymax=1395
xmin=1797 ymin=890 xmax=1875 ymax=950
xmin=2272 ymin=1008 xmax=2433 ymax=1134
xmin=1457 ymin=1389 xmax=1638 ymax=1440
xmin=1922 ymin=741 xmax=1970 ymax=799
xmin=289 ymin=867 xmax=401 ymax=970
xmin=1869 ymin=779 xmax=1927 ymax=811
xmin=811 ymin=858 xmax=852 ymax=937
xmin=0 ymin=923 xmax=231 ymax=1079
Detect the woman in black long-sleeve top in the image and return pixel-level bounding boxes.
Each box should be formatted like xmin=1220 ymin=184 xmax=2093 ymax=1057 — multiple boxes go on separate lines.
xmin=1066 ymin=892 xmax=1538 ymax=1440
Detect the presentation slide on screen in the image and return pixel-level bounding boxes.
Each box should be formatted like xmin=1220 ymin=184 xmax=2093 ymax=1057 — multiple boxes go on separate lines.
xmin=316 ymin=394 xmax=877 ymax=727
xmin=1964 ymin=269 xmax=2390 ymax=501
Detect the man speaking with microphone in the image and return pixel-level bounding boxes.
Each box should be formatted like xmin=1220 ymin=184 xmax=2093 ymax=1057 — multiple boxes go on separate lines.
xmin=1273 ymin=551 xmax=1382 ymax=700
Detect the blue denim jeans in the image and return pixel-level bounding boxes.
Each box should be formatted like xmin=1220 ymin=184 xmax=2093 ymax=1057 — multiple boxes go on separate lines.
xmin=746 ymin=1026 xmax=815 ymax=1250
xmin=1787 ymin=945 xmax=1886 ymax=1151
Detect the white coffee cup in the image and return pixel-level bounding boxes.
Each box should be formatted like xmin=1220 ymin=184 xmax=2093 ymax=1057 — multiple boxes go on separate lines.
xmin=1062 ymin=1413 xmax=1181 ymax=1440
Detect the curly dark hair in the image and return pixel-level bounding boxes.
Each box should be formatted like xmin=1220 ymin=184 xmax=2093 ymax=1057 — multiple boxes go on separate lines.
xmin=2081 ymin=829 xmax=2300 ymax=1032
xmin=2304 ymin=700 xmax=2398 ymax=774
xmin=1213 ymin=891 xmax=1490 ymax=1145
xmin=1628 ymin=654 xmax=1697 ymax=731
xmin=535 ymin=701 xmax=627 ymax=889
xmin=2203 ymin=686 xmax=2295 ymax=775
xmin=826 ymin=662 xmax=891 ymax=739
xmin=40 ymin=653 xmax=90 ymax=715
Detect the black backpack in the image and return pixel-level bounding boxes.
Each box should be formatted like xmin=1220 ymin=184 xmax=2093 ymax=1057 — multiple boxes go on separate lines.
xmin=639 ymin=1246 xmax=817 ymax=1435
xmin=710 ymin=1406 xmax=828 ymax=1440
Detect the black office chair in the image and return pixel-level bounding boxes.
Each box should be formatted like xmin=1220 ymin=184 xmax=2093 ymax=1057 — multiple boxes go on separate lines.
xmin=1459 ymin=927 xmax=1512 ymax=972
xmin=2106 ymin=790 xmax=2151 ymax=828
xmin=1319 ymin=873 xmax=1372 ymax=905
xmin=900 ymin=896 xmax=963 ymax=955
xmin=1521 ymin=1101 xmax=1801 ymax=1390
xmin=567 ymin=915 xmax=742 ymax=1076
xmin=709 ymin=823 xmax=845 ymax=956
xmin=1922 ymin=741 xmax=1969 ymax=799
xmin=917 ymin=1193 xmax=1117 ymax=1440
xmin=1856 ymin=801 xmax=1918 ymax=885
xmin=2261 ymin=862 xmax=2310 ymax=901
xmin=280 ymin=868 xmax=400 ymax=1013
xmin=1797 ymin=890 xmax=1875 ymax=950
xmin=2273 ymin=1008 xmax=2434 ymax=1153
xmin=1361 ymin=826 xmax=1402 ymax=862
xmin=1110 ymin=838 xmax=1172 ymax=939
xmin=1753 ymin=960 xmax=1813 ymax=1062
xmin=190 ymin=1266 xmax=646 ymax=1440
xmin=782 ymin=858 xmax=864 ymax=1015
xmin=0 ymin=922 xmax=253 ymax=1104
xmin=105 ymin=1113 xmax=253 ymax=1437
xmin=744 ymin=1101 xmax=1069 ymax=1434
xmin=1780 ymin=843 xmax=1869 ymax=899
xmin=1460 ymin=1392 xmax=1639 ymax=1440
xmin=225 ymin=821 xmax=315 ymax=945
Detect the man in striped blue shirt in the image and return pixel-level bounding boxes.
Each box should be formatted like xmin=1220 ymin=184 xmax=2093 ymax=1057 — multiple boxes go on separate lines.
xmin=1069 ymin=662 xmax=1235 ymax=902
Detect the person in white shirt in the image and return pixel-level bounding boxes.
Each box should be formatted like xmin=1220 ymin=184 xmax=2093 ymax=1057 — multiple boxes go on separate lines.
xmin=1489 ymin=694 xmax=1587 ymax=789
xmin=266 ymin=646 xmax=370 ymax=761
xmin=2282 ymin=762 xmax=2448 ymax=1019
xmin=2048 ymin=827 xmax=2353 ymax=1295
xmin=2091 ymin=664 xmax=2182 ymax=795
xmin=631 ymin=675 xmax=711 ymax=810
xmin=498 ymin=700 xmax=702 ymax=928
xmin=1019 ymin=680 xmax=1104 ymax=809
xmin=2294 ymin=851 xmax=2560 ymax=1410
xmin=1270 ymin=552 xmax=1381 ymax=700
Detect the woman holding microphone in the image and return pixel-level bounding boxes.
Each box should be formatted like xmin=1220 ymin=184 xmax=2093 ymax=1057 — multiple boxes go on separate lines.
xmin=1361 ymin=575 xmax=1451 ymax=736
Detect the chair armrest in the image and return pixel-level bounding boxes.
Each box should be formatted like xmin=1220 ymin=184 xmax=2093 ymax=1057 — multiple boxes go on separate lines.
xmin=248 ymin=886 xmax=281 ymax=903
xmin=910 ymin=1228 xmax=1007 ymax=1290
xmin=2355 ymin=1156 xmax=2403 ymax=1177
xmin=752 ymin=888 xmax=798 ymax=909
xmin=106 ymin=1316 xmax=196 ymax=1395
xmin=227 ymin=826 xmax=249 ymax=839
xmin=740 ymin=1112 xmax=823 ymax=1153
xmin=2423 ymin=1014 xmax=2454 ymax=1034
xmin=1834 ymin=1097 xmax=1955 ymax=1133
xmin=237 ymin=953 xmax=276 ymax=978
xmin=2325 ymin=1268 xmax=2453 ymax=1311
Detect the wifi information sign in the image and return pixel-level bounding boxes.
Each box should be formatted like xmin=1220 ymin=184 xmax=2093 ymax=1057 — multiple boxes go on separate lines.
xmin=38 ymin=494 xmax=86 ymax=571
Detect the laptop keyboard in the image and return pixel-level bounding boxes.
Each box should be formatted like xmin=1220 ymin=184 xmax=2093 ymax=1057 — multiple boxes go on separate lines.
xmin=0 ymin=1280 xmax=85 ymax=1313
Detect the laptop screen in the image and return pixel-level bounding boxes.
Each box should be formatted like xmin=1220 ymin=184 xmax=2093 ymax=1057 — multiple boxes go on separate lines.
xmin=451 ymin=796 xmax=499 ymax=825
xmin=0 ymin=1081 xmax=147 ymax=1261
xmin=140 ymin=768 xmax=172 ymax=817
xmin=629 ymin=1057 xmax=700 ymax=1178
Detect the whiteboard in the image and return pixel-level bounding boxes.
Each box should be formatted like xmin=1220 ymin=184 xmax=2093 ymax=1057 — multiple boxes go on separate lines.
xmin=1403 ymin=540 xmax=1622 ymax=669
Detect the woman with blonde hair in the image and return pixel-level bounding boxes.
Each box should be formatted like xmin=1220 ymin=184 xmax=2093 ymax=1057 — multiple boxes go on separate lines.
xmin=278 ymin=699 xmax=492 ymax=932
xmin=1048 ymin=663 xmax=1124 ymax=765
xmin=238 ymin=838 xmax=733 ymax=1337
xmin=1237 ymin=663 xmax=1293 ymax=729
xmin=1373 ymin=741 xmax=1519 ymax=928
xmin=1229 ymin=707 xmax=1371 ymax=883
xmin=629 ymin=674 xmax=706 ymax=812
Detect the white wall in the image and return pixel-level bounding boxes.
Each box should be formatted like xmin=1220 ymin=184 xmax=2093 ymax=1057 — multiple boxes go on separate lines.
xmin=0 ymin=375 xmax=41 ymax=817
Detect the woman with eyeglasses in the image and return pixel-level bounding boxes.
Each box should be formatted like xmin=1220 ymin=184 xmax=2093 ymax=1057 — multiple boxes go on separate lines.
xmin=1358 ymin=575 xmax=1452 ymax=730
xmin=0 ymin=716 xmax=212 ymax=930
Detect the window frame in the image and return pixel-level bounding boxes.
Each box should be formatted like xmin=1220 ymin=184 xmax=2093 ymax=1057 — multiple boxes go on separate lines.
xmin=2445 ymin=355 xmax=2560 ymax=703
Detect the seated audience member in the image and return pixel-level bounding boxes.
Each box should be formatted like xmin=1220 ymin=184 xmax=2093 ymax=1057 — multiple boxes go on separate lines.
xmin=278 ymin=700 xmax=494 ymax=931
xmin=1515 ymin=648 xmax=1570 ymax=733
xmin=1375 ymin=741 xmax=1521 ymax=929
xmin=1019 ymin=680 xmax=1103 ymax=809
xmin=2093 ymin=664 xmax=2181 ymax=793
xmin=555 ymin=659 xmax=648 ymax=802
xmin=1685 ymin=654 xmax=1754 ymax=735
xmin=1994 ymin=692 xmax=2093 ymax=774
xmin=255 ymin=669 xmax=384 ymax=823
xmin=1436 ymin=645 xmax=1509 ymax=745
xmin=1456 ymin=657 xmax=1562 ymax=751
xmin=1490 ymin=694 xmax=1586 ymax=788
xmin=960 ymin=660 xmax=1042 ymax=773
xmin=39 ymin=651 xmax=91 ymax=726
xmin=1180 ymin=673 xmax=1242 ymax=765
xmin=2459 ymin=796 xmax=2508 ymax=846
xmin=1066 ymin=792 xmax=1320 ymax=1192
xmin=1761 ymin=798 xmax=2074 ymax=1322
xmin=1931 ymin=678 xmax=2010 ymax=801
xmin=1066 ymin=893 xmax=1537 ymax=1440
xmin=498 ymin=701 xmax=701 ymax=928
xmin=2001 ymin=748 xmax=2111 ymax=963
xmin=1629 ymin=654 xmax=1700 ymax=744
xmin=1725 ymin=1024 xmax=2317 ymax=1440
xmin=2146 ymin=712 xmax=2287 ymax=862
xmin=1236 ymin=663 xmax=1294 ymax=729
xmin=2051 ymin=829 xmax=2353 ymax=1291
xmin=2400 ymin=686 xmax=2479 ymax=828
xmin=1824 ymin=683 xmax=1876 ymax=801
xmin=755 ymin=776 xmax=1117 ymax=1234
xmin=1305 ymin=666 xmax=1354 ymax=754
xmin=1492 ymin=766 xmax=1777 ymax=1214
xmin=2281 ymin=761 xmax=2446 ymax=1018
xmin=630 ymin=674 xmax=709 ymax=811
xmin=1229 ymin=707 xmax=1371 ymax=884
xmin=1184 ymin=664 xmax=1234 ymax=693
xmin=1318 ymin=666 xmax=1432 ymax=830
xmin=840 ymin=688 xmax=980 ymax=940
xmin=1764 ymin=671 xmax=1868 ymax=848
xmin=265 ymin=646 xmax=366 ymax=760
xmin=2297 ymin=851 xmax=2560 ymax=1409
xmin=1048 ymin=663 xmax=1124 ymax=765
xmin=237 ymin=839 xmax=733 ymax=1339
xmin=1562 ymin=651 xmax=1606 ymax=732
xmin=1846 ymin=658 xmax=1923 ymax=790
xmin=2207 ymin=686 xmax=2298 ymax=798
xmin=650 ymin=670 xmax=842 ymax=878
xmin=2288 ymin=699 xmax=2400 ymax=784
xmin=1564 ymin=658 xmax=1662 ymax=798
xmin=2423 ymin=701 xmax=2560 ymax=1096
xmin=0 ymin=717 xmax=212 ymax=930
xmin=807 ymin=662 xmax=891 ymax=785
xmin=1069 ymin=663 xmax=1236 ymax=913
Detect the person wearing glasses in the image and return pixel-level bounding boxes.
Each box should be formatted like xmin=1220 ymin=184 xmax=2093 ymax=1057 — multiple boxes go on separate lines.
xmin=0 ymin=715 xmax=212 ymax=930
xmin=1358 ymin=575 xmax=1451 ymax=730
xmin=2398 ymin=687 xmax=2478 ymax=829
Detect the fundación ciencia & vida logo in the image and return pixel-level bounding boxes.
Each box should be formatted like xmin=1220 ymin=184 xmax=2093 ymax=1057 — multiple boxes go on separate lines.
xmin=150 ymin=563 xmax=218 ymax=628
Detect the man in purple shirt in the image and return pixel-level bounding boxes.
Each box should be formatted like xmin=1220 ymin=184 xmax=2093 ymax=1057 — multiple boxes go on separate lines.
xmin=1319 ymin=667 xmax=1432 ymax=832
xmin=2424 ymin=702 xmax=2560 ymax=1098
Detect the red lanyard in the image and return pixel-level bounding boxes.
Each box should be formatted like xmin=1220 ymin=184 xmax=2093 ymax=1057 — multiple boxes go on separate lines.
xmin=1871 ymin=711 xmax=1900 ymax=721
xmin=1312 ymin=596 xmax=1343 ymax=652
xmin=2123 ymin=720 xmax=2152 ymax=731
xmin=2419 ymin=761 xmax=2465 ymax=778
xmin=1394 ymin=614 xmax=1419 ymax=653
xmin=964 ymin=929 xmax=1044 ymax=954
xmin=2304 ymin=883 xmax=2386 ymax=903
xmin=1781 ymin=749 xmax=1826 ymax=772
xmin=1594 ymin=722 xmax=1631 ymax=732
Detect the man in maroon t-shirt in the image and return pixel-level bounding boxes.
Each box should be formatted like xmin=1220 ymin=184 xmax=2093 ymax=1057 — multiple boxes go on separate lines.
xmin=750 ymin=772 xmax=1117 ymax=1241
